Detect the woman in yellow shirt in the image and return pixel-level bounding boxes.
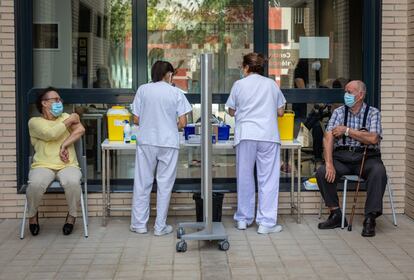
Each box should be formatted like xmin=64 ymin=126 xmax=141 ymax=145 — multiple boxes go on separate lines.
xmin=27 ymin=87 xmax=85 ymax=236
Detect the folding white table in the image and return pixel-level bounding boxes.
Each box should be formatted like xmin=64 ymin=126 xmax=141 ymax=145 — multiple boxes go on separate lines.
xmin=101 ymin=139 xmax=302 ymax=226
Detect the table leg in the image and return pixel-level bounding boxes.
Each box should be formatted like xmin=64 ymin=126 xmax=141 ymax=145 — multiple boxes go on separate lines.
xmin=97 ymin=118 xmax=102 ymax=173
xmin=102 ymin=149 xmax=106 ymax=226
xmin=290 ymin=148 xmax=294 ymax=215
xmin=106 ymin=150 xmax=110 ymax=218
xmin=187 ymin=147 xmax=192 ymax=167
xmin=297 ymin=148 xmax=301 ymax=223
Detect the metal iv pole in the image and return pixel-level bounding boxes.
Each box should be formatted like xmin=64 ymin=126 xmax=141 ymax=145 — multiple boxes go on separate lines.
xmin=176 ymin=53 xmax=229 ymax=252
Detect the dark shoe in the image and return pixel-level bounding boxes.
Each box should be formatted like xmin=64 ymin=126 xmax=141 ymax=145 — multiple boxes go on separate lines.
xmin=361 ymin=217 xmax=376 ymax=237
xmin=29 ymin=212 xmax=40 ymax=236
xmin=318 ymin=209 xmax=348 ymax=229
xmin=62 ymin=213 xmax=76 ymax=235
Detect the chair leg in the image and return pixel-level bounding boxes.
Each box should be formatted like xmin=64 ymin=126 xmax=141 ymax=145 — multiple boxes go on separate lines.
xmin=84 ymin=184 xmax=88 ymax=226
xmin=80 ymin=191 xmax=88 ymax=238
xmin=319 ymin=196 xmax=323 ymax=219
xmin=387 ymin=177 xmax=397 ymax=226
xmin=341 ymin=179 xmax=348 ymax=229
xmin=20 ymin=198 xmax=28 ymax=239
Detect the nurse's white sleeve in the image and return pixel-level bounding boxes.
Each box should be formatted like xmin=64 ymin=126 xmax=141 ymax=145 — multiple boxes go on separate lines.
xmin=226 ymin=82 xmax=238 ymax=109
xmin=132 ymin=87 xmax=142 ymax=116
xmin=275 ymin=86 xmax=286 ymax=108
xmin=177 ymin=91 xmax=192 ymax=117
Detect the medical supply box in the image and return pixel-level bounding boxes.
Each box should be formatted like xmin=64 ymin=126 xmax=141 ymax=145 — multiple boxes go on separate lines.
xmin=278 ymin=111 xmax=295 ymax=140
xmin=107 ymin=106 xmax=131 ymax=141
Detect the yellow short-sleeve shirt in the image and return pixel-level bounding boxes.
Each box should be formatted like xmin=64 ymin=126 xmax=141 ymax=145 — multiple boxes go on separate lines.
xmin=28 ymin=113 xmax=79 ymax=170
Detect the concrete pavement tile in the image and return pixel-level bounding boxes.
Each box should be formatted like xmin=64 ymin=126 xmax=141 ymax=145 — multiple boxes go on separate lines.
xmin=0 ymin=272 xmax=28 ymax=280
xmin=143 ymin=270 xmax=172 ymax=279
xmin=59 ymin=264 xmax=90 ymax=272
xmin=172 ymin=270 xmax=201 ymax=279
xmin=55 ymin=271 xmax=87 ymax=279
xmin=372 ymin=273 xmax=408 ymax=280
xmin=347 ymin=272 xmax=376 ymax=280
xmin=25 ymin=272 xmax=57 ymax=280
xmin=261 ymin=274 xmax=288 ymax=280
xmin=115 ymin=270 xmax=144 ymax=278
xmin=405 ymin=273 xmax=414 ymax=280
xmin=31 ymin=265 xmax=61 ymax=273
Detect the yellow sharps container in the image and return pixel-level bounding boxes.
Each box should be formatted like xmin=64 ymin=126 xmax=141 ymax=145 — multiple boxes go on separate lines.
xmin=107 ymin=106 xmax=131 ymax=141
xmin=277 ymin=111 xmax=295 ymax=140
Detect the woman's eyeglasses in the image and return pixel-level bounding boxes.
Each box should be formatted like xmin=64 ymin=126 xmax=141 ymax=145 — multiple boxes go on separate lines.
xmin=42 ymin=97 xmax=63 ymax=103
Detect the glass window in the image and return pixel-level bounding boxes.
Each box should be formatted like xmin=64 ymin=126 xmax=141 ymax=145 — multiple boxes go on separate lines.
xmin=32 ymin=0 xmax=132 ymax=89
xmin=268 ymin=0 xmax=362 ymax=90
xmin=147 ymin=0 xmax=254 ymax=93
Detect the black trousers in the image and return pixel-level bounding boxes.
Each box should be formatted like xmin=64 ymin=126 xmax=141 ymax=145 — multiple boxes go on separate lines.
xmin=316 ymin=150 xmax=387 ymax=216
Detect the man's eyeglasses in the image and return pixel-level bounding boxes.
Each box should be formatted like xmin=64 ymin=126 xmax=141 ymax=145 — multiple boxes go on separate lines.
xmin=42 ymin=97 xmax=63 ymax=103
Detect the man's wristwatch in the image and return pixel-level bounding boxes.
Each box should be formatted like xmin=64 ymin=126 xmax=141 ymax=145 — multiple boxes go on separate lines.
xmin=345 ymin=127 xmax=350 ymax=137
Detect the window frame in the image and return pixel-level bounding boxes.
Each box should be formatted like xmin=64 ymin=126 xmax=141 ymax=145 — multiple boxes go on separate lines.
xmin=15 ymin=0 xmax=381 ymax=191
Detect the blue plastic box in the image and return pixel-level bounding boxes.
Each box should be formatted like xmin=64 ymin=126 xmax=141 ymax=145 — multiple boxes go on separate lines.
xmin=184 ymin=124 xmax=230 ymax=141
xmin=217 ymin=125 xmax=230 ymax=140
xmin=184 ymin=125 xmax=195 ymax=140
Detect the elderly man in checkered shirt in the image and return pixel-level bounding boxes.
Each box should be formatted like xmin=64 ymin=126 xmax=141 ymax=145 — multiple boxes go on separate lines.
xmin=316 ymin=80 xmax=386 ymax=237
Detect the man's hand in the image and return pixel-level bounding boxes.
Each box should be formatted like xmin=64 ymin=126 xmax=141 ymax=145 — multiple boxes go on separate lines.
xmin=325 ymin=163 xmax=336 ymax=183
xmin=332 ymin=125 xmax=347 ymax=138
xmin=60 ymin=145 xmax=69 ymax=163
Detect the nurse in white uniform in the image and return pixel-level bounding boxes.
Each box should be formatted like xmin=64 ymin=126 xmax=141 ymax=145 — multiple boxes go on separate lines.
xmin=130 ymin=61 xmax=192 ymax=236
xmin=226 ymin=53 xmax=286 ymax=234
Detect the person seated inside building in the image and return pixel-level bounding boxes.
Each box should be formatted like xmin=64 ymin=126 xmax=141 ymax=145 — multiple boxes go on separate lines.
xmin=316 ymin=80 xmax=386 ymax=237
xmin=27 ymin=87 xmax=85 ymax=236
xmin=93 ymin=66 xmax=112 ymax=88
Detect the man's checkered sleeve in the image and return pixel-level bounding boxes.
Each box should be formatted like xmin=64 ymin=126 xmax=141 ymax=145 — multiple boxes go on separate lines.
xmin=369 ymin=109 xmax=382 ymax=136
xmin=326 ymin=108 xmax=341 ymax=132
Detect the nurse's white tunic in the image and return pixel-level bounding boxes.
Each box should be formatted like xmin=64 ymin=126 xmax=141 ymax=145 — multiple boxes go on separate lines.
xmin=130 ymin=81 xmax=192 ymax=232
xmin=226 ymin=74 xmax=286 ymax=227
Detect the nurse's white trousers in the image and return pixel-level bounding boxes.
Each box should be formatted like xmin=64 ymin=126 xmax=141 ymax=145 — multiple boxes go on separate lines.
xmin=234 ymin=140 xmax=281 ymax=227
xmin=131 ymin=145 xmax=179 ymax=232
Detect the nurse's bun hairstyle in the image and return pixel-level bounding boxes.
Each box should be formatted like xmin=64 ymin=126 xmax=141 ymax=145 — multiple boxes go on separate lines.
xmin=242 ymin=52 xmax=267 ymax=75
xmin=151 ymin=60 xmax=175 ymax=82
xmin=36 ymin=86 xmax=59 ymax=113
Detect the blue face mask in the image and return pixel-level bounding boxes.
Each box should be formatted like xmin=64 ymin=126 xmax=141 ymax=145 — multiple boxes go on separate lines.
xmin=50 ymin=102 xmax=63 ymax=117
xmin=344 ymin=92 xmax=356 ymax=107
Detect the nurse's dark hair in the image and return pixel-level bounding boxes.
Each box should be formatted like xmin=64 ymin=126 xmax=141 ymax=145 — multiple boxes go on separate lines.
xmin=243 ymin=52 xmax=267 ymax=75
xmin=151 ymin=60 xmax=174 ymax=82
xmin=36 ymin=86 xmax=59 ymax=113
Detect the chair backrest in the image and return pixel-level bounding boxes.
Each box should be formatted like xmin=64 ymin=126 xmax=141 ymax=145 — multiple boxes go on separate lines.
xmin=74 ymin=137 xmax=87 ymax=177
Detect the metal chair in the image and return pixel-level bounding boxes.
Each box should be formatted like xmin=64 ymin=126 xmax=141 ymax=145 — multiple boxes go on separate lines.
xmin=319 ymin=175 xmax=397 ymax=229
xmin=20 ymin=139 xmax=88 ymax=239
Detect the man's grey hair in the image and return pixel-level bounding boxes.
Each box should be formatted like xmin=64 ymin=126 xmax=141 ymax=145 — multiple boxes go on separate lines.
xmin=355 ymin=80 xmax=366 ymax=94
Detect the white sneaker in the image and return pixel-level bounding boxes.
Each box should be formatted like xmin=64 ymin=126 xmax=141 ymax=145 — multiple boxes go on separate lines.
xmin=154 ymin=225 xmax=173 ymax=236
xmin=257 ymin=224 xmax=283 ymax=234
xmin=130 ymin=225 xmax=148 ymax=234
xmin=236 ymin=221 xmax=247 ymax=230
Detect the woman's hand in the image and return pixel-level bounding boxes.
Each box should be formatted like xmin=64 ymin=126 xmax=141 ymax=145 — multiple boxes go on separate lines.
xmin=63 ymin=113 xmax=80 ymax=127
xmin=60 ymin=145 xmax=69 ymax=163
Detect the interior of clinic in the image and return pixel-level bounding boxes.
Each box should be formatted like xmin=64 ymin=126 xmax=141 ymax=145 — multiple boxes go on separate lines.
xmin=29 ymin=0 xmax=363 ymax=189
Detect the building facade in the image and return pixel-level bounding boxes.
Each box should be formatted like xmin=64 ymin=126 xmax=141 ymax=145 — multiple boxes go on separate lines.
xmin=0 ymin=0 xmax=412 ymax=220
